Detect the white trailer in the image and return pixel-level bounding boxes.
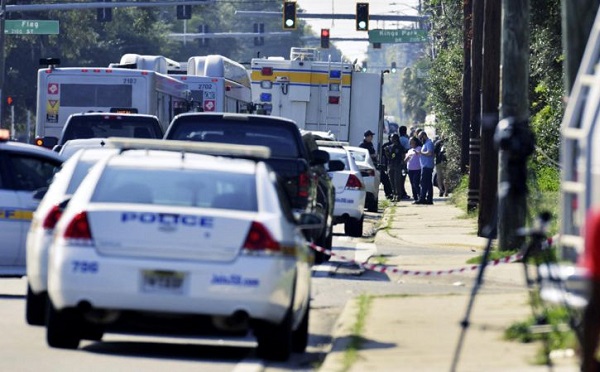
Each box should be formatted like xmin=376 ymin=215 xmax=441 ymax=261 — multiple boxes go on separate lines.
xmin=250 ymin=48 xmax=384 ymax=150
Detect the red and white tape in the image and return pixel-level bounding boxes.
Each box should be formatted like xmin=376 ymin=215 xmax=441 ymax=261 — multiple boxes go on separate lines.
xmin=309 ymin=233 xmax=559 ymax=277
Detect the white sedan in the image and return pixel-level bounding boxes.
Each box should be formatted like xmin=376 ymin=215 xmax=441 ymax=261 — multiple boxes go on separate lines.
xmin=345 ymin=146 xmax=381 ymax=213
xmin=26 ymin=147 xmax=118 ymax=326
xmin=317 ymin=141 xmax=366 ymax=237
xmin=45 ymin=139 xmax=318 ymax=362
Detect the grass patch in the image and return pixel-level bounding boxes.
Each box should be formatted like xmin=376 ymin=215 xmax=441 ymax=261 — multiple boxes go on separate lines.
xmin=466 ymin=249 xmax=518 ymax=264
xmin=342 ymin=294 xmax=372 ymax=371
xmin=504 ymin=305 xmax=578 ymax=365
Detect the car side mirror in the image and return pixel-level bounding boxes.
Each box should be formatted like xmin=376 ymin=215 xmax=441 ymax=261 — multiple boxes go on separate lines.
xmin=32 ymin=186 xmax=49 ymax=200
xmin=310 ymin=149 xmax=329 ymax=166
xmin=328 ymin=159 xmax=345 ymax=172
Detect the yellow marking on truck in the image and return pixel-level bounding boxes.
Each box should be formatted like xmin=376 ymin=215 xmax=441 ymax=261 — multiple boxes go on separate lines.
xmin=0 ymin=209 xmax=34 ymax=221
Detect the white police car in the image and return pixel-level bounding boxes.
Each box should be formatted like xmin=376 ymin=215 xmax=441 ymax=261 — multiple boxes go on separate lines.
xmin=345 ymin=146 xmax=381 ymax=213
xmin=317 ymin=141 xmax=366 ymax=237
xmin=0 ymin=130 xmax=62 ymax=277
xmin=26 ymin=147 xmax=118 ymax=325
xmin=45 ymin=138 xmax=318 ymax=361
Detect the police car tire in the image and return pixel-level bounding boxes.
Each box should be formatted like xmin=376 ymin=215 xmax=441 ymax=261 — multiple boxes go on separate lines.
xmin=26 ymin=285 xmax=46 ymax=326
xmin=292 ymin=298 xmax=310 ymax=353
xmin=367 ymin=196 xmax=379 ymax=213
xmin=344 ymin=215 xmax=364 ymax=237
xmin=46 ymin=302 xmax=82 ymax=349
xmin=255 ymin=307 xmax=293 ymax=361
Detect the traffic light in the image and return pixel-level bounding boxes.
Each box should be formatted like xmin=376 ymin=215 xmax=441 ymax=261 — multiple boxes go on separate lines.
xmin=320 ymin=29 xmax=330 ymax=49
xmin=254 ymin=23 xmax=265 ymax=46
xmin=97 ymin=0 xmax=112 ymax=22
xmin=391 ymin=62 xmax=397 ymax=73
xmin=176 ymin=5 xmax=192 ymax=20
xmin=6 ymin=96 xmax=13 ymax=106
xmin=356 ymin=2 xmax=369 ymax=31
xmin=283 ymin=1 xmax=297 ymax=30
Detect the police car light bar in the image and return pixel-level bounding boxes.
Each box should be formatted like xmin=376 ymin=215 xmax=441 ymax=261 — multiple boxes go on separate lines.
xmin=105 ymin=138 xmax=271 ymax=159
xmin=316 ymin=140 xmax=350 ymax=147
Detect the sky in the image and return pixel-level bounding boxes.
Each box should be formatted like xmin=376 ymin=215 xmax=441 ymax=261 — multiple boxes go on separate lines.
xmin=295 ymin=0 xmax=421 ymax=62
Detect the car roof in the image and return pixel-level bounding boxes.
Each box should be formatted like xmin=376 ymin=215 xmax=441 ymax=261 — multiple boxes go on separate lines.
xmin=67 ymin=112 xmax=159 ymax=120
xmin=0 ymin=140 xmax=63 ymax=161
xmin=59 ymin=138 xmax=112 ymax=158
xmin=171 ymin=112 xmax=298 ymax=127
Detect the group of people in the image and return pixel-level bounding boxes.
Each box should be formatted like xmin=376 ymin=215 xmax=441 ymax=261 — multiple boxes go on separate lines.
xmin=359 ymin=126 xmax=448 ymax=205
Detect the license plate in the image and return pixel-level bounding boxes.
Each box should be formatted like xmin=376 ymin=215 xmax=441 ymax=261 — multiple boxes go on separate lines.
xmin=141 ymin=270 xmax=185 ymax=294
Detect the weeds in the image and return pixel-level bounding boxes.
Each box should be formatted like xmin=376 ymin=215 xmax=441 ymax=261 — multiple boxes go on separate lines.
xmin=342 ymin=294 xmax=372 ymax=371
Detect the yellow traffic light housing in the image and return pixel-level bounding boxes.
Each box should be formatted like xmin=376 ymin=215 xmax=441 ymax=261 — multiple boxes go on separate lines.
xmin=283 ymin=1 xmax=297 ymax=30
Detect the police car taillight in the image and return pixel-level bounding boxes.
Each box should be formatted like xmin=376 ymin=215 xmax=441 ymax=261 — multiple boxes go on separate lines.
xmin=42 ymin=205 xmax=63 ymax=230
xmin=242 ymin=221 xmax=280 ymax=252
xmin=64 ymin=212 xmax=93 ymax=240
xmin=345 ymin=174 xmax=364 ymax=190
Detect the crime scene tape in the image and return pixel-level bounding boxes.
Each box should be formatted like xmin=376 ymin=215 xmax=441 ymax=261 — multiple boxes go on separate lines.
xmin=309 ymin=234 xmax=559 ymax=277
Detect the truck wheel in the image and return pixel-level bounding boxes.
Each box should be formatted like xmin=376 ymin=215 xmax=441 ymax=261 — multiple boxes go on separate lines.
xmin=255 ymin=309 xmax=293 ymax=361
xmin=292 ymin=298 xmax=310 ymax=353
xmin=46 ymin=301 xmax=82 ymax=349
xmin=344 ymin=215 xmax=364 ymax=237
xmin=26 ymin=285 xmax=47 ymax=326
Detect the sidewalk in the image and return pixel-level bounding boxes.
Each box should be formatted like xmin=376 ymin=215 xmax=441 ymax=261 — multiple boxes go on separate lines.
xmin=319 ymin=196 xmax=579 ymax=372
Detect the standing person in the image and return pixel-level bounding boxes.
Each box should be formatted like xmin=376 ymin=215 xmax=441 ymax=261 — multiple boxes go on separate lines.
xmin=388 ymin=134 xmax=405 ymax=202
xmin=359 ymin=130 xmax=377 ymax=164
xmin=380 ymin=134 xmax=394 ymax=199
xmin=415 ymin=131 xmax=435 ymax=205
xmin=404 ymin=136 xmax=422 ymax=201
xmin=434 ymin=134 xmax=449 ymax=197
xmin=398 ymin=126 xmax=411 ymax=200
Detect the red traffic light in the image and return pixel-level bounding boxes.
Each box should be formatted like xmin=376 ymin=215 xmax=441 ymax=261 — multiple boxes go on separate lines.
xmin=6 ymin=96 xmax=13 ymax=106
xmin=320 ymin=28 xmax=330 ymax=48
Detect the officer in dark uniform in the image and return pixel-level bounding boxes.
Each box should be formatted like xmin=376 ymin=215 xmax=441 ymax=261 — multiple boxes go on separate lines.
xmin=359 ymin=130 xmax=377 ymax=163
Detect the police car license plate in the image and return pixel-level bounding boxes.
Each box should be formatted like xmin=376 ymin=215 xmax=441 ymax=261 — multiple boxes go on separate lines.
xmin=141 ymin=270 xmax=185 ymax=294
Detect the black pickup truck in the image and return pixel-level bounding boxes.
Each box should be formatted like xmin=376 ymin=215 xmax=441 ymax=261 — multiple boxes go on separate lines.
xmin=164 ymin=113 xmax=340 ymax=262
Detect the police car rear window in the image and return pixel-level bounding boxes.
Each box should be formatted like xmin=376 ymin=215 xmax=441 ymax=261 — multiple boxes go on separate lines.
xmin=91 ymin=168 xmax=258 ymax=211
xmin=167 ymin=121 xmax=300 ymax=158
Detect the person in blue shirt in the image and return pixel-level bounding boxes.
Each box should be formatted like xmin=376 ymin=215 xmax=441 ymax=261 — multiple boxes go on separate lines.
xmin=414 ymin=131 xmax=435 ymax=205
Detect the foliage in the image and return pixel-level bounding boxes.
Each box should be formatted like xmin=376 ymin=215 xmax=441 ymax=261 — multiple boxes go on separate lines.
xmin=3 ymin=0 xmax=309 ymax=136
xmin=505 ymin=305 xmax=578 ymax=365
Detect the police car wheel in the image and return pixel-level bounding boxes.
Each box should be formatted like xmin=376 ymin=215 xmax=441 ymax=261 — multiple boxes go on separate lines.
xmin=255 ymin=307 xmax=293 ymax=361
xmin=292 ymin=298 xmax=310 ymax=353
xmin=344 ymin=215 xmax=364 ymax=237
xmin=26 ymin=285 xmax=47 ymax=326
xmin=46 ymin=302 xmax=82 ymax=349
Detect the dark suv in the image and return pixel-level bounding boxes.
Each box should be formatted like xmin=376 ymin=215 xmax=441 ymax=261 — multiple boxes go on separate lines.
xmin=42 ymin=112 xmax=164 ymax=152
xmin=164 ymin=113 xmax=340 ymax=263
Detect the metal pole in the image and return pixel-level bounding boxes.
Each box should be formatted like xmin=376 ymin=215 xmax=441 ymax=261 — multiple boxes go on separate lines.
xmin=0 ymin=0 xmax=5 ymax=129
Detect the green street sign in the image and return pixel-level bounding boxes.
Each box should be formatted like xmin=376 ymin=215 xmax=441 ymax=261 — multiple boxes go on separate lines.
xmin=368 ymin=29 xmax=428 ymax=44
xmin=5 ymin=20 xmax=59 ymax=35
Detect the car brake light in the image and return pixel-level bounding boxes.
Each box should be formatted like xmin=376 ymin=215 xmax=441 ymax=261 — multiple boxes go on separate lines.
xmin=64 ymin=212 xmax=93 ymax=240
xmin=298 ymin=172 xmax=309 ymax=198
xmin=242 ymin=221 xmax=280 ymax=252
xmin=345 ymin=174 xmax=364 ymax=190
xmin=42 ymin=205 xmax=63 ymax=229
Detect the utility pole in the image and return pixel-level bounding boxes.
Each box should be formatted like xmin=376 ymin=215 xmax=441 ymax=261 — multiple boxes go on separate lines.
xmin=0 ymin=0 xmax=5 ymax=129
xmin=497 ymin=0 xmax=532 ymax=251
xmin=460 ymin=0 xmax=472 ymax=174
xmin=562 ymin=0 xmax=600 ymax=94
xmin=478 ymin=0 xmax=501 ymax=236
xmin=467 ymin=0 xmax=484 ymax=212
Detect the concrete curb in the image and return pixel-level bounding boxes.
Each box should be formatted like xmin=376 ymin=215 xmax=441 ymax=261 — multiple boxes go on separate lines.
xmin=318 ymin=297 xmax=359 ymax=372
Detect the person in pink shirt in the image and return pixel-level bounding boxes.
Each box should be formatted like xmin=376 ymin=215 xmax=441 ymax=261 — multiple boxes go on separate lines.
xmin=404 ymin=136 xmax=422 ymax=201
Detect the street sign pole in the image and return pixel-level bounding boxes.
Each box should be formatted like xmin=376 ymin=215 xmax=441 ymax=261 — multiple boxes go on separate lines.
xmin=0 ymin=0 xmax=5 ymax=129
